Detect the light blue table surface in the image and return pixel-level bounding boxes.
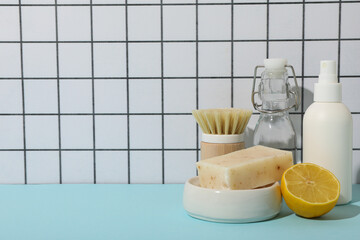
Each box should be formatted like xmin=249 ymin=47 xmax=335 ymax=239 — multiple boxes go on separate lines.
xmin=0 ymin=184 xmax=359 ymax=240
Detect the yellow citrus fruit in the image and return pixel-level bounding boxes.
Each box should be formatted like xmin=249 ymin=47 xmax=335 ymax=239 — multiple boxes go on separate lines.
xmin=281 ymin=163 xmax=340 ymax=218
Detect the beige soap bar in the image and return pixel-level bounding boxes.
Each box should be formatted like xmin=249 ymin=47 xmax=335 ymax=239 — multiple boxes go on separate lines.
xmin=196 ymin=145 xmax=293 ymax=190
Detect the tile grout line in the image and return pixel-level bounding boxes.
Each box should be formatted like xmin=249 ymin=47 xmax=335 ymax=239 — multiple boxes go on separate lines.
xmin=160 ymin=0 xmax=165 ymax=184
xmin=18 ymin=0 xmax=27 ymax=184
xmin=195 ymin=0 xmax=199 ymax=165
xmin=0 ymin=74 xmax=359 ymax=81
xmin=0 ymin=147 xmax=308 ymax=151
xmin=300 ymin=0 xmax=306 ymax=163
xmin=0 ymin=113 xmax=194 ymax=116
xmin=0 ymin=37 xmax=359 ymax=43
xmin=125 ymin=0 xmax=131 ymax=184
xmin=90 ymin=0 xmax=96 ymax=184
xmin=338 ymin=0 xmax=342 ymax=83
xmin=1 ymin=1 xmax=358 ymax=7
xmin=266 ymin=0 xmax=269 ymax=58
xmin=0 ymin=147 xmax=359 ymax=151
xmin=54 ymin=0 xmax=62 ymax=184
xmin=231 ymin=0 xmax=234 ymax=108
xmin=2 ymin=111 xmax=360 ymax=116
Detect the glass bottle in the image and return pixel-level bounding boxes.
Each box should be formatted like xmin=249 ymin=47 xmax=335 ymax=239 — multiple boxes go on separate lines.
xmin=251 ymin=59 xmax=300 ymax=164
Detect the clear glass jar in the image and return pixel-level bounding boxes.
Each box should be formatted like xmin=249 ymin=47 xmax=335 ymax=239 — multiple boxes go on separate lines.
xmin=252 ymin=59 xmax=300 ymax=164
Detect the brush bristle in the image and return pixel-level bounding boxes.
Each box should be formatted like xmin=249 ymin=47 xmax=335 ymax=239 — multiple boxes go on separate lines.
xmin=192 ymin=108 xmax=252 ymax=135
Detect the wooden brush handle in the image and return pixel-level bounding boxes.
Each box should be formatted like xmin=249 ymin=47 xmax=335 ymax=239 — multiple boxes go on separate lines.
xmin=201 ymin=141 xmax=245 ymax=160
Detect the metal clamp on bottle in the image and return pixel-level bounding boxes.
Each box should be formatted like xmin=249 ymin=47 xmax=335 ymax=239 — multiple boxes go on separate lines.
xmin=251 ymin=61 xmax=300 ymax=114
xmin=251 ymin=58 xmax=301 ymax=164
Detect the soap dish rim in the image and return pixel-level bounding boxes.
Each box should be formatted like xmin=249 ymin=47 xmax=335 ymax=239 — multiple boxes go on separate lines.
xmin=188 ymin=176 xmax=278 ymax=192
xmin=183 ymin=176 xmax=282 ymax=223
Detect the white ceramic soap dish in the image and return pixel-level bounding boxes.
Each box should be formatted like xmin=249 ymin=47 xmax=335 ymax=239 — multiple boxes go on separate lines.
xmin=183 ymin=177 xmax=282 ymax=223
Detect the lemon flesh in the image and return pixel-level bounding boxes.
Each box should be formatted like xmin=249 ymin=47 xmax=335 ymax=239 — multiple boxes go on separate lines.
xmin=281 ymin=163 xmax=340 ymax=218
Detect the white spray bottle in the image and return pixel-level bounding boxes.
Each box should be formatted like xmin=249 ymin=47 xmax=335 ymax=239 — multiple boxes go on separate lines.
xmin=303 ymin=60 xmax=352 ymax=205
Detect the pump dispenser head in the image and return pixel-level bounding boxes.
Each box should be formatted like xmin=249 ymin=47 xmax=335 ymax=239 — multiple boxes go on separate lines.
xmin=319 ymin=60 xmax=337 ymax=83
xmin=314 ymin=60 xmax=342 ymax=102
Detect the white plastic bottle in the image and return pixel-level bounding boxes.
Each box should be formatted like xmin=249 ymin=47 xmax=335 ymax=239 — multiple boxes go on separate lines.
xmin=303 ymin=60 xmax=352 ymax=205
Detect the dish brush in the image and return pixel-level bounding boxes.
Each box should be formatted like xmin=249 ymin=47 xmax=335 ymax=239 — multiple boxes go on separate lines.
xmin=192 ymin=108 xmax=252 ymax=160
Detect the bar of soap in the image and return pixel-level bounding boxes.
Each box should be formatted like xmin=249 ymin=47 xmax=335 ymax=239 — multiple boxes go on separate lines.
xmin=196 ymin=145 xmax=293 ymax=190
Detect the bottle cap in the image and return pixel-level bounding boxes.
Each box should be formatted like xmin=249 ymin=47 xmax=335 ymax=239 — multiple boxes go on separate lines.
xmin=264 ymin=58 xmax=287 ymax=70
xmin=314 ymin=60 xmax=342 ymax=102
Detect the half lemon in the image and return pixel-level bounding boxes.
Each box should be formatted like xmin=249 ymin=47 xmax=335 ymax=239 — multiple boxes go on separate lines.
xmin=281 ymin=163 xmax=340 ymax=218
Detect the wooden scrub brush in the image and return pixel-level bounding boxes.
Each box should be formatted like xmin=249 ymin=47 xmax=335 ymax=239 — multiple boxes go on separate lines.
xmin=192 ymin=108 xmax=252 ymax=160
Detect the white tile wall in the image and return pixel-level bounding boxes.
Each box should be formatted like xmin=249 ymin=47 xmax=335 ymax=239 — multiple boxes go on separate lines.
xmin=233 ymin=5 xmax=267 ymax=40
xmin=305 ymin=4 xmax=339 ymax=39
xmin=128 ymin=6 xmax=161 ymax=41
xmin=0 ymin=116 xmax=24 ymax=149
xmin=130 ymin=151 xmax=162 ymax=183
xmin=198 ymin=5 xmax=231 ymax=40
xmin=23 ymin=43 xmax=57 ymax=77
xmin=58 ymin=43 xmax=92 ymax=77
xmin=0 ymin=1 xmax=359 ymax=185
xmin=233 ymin=79 xmax=254 ymax=111
xmin=92 ymin=6 xmax=126 ymax=41
xmin=341 ymin=3 xmax=360 ymax=38
xmin=60 ymin=79 xmax=93 ymax=113
xmin=353 ymin=115 xmax=360 ymax=149
xmin=340 ymin=41 xmax=360 ymax=76
xmin=199 ymin=79 xmax=231 ymax=108
xmin=163 ymin=5 xmax=196 ymax=41
xmin=163 ymin=43 xmax=196 ymax=77
xmin=23 ymin=0 xmax=55 ymax=4
xmin=25 ymin=116 xmax=59 ymax=149
xmin=342 ymin=78 xmax=360 ymax=112
xmin=164 ymin=151 xmax=197 ymax=183
xmin=95 ymin=116 xmax=127 ymax=149
xmin=164 ymin=115 xmax=196 ymax=149
xmin=27 ymin=151 xmax=59 ymax=184
xmin=60 ymin=116 xmax=93 ymax=149
xmin=0 ymin=80 xmax=23 ymax=113
xmin=198 ymin=42 xmax=231 ymax=77
xmin=0 ymin=151 xmax=25 ymax=184
xmin=353 ymin=151 xmax=360 ymax=184
xmin=94 ymin=80 xmax=127 ymax=113
xmin=95 ymin=151 xmax=128 ymax=184
xmin=0 ymin=44 xmax=21 ymax=77
xmin=0 ymin=7 xmax=19 ymax=41
xmin=0 ymin=0 xmax=19 ymax=4
xmin=24 ymin=80 xmax=58 ymax=113
xmin=129 ymin=79 xmax=162 ymax=113
xmin=163 ymin=79 xmax=196 ymax=113
xmin=304 ymin=41 xmax=338 ymax=76
xmin=92 ymin=0 xmax=125 ymax=4
xmin=22 ymin=6 xmax=56 ymax=41
xmin=61 ymin=151 xmax=94 ymax=183
xmin=269 ymin=4 xmax=303 ymax=39
xmin=234 ymin=42 xmax=267 ymax=76
xmin=93 ymin=43 xmax=127 ymax=77
xmin=129 ymin=115 xmax=162 ymax=149
xmin=58 ymin=6 xmax=91 ymax=41
xmin=128 ymin=43 xmax=161 ymax=77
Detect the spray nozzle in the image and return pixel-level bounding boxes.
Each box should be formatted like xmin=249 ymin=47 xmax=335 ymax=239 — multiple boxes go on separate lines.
xmin=314 ymin=60 xmax=341 ymax=102
xmin=319 ymin=60 xmax=337 ymax=83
